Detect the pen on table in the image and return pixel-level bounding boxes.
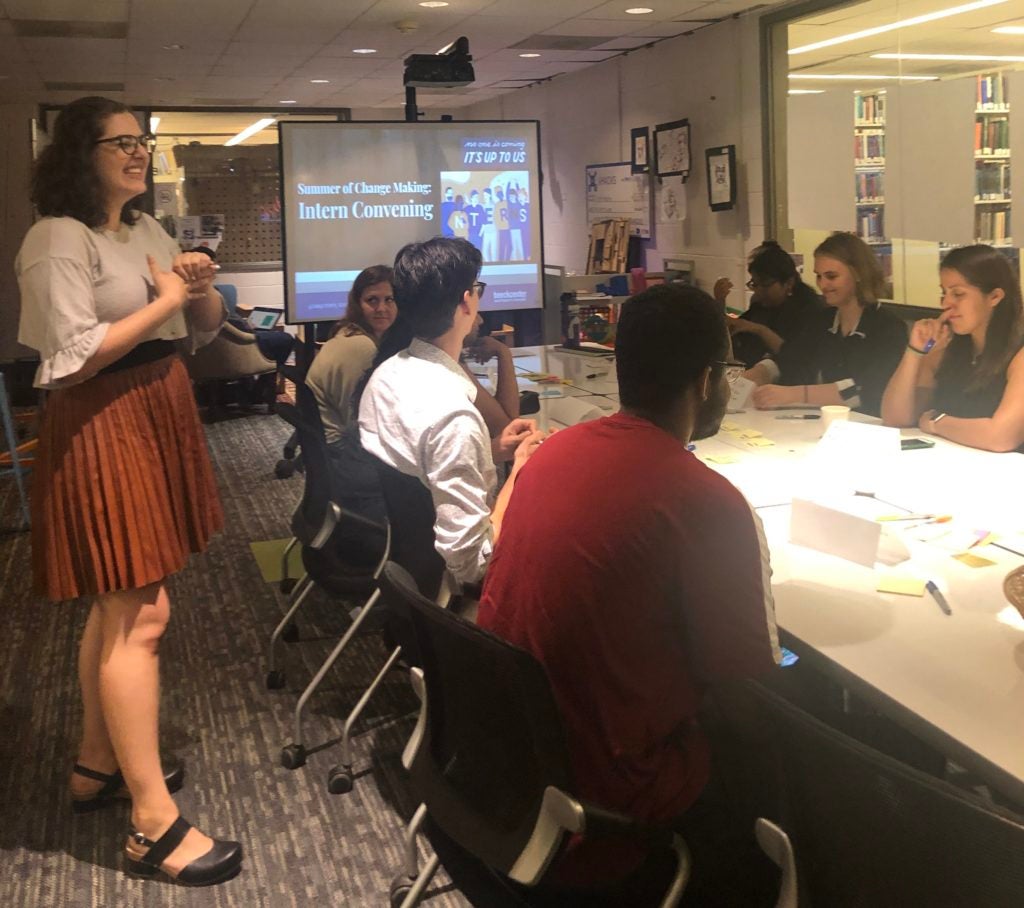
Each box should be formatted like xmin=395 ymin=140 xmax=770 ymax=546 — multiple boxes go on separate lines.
xmin=925 ymin=581 xmax=952 ymax=616
xmin=585 ymin=371 xmax=608 ymax=379
xmin=775 ymin=414 xmax=820 ymax=420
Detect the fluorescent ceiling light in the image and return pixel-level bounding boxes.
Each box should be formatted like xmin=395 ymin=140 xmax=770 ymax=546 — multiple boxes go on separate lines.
xmin=310 ymin=79 xmax=330 ymax=83
xmin=789 ymin=73 xmax=938 ymax=81
xmin=789 ymin=89 xmax=825 ymax=94
xmin=353 ymin=48 xmax=377 ymax=54
xmin=519 ymin=52 xmax=541 ymax=58
xmin=874 ymin=52 xmax=1024 ymax=61
xmin=993 ymin=25 xmax=1024 ymax=33
xmin=279 ymin=99 xmax=297 ymax=104
xmin=419 ymin=1 xmax=449 ymax=6
xmin=224 ymin=117 xmax=276 ymax=146
xmin=789 ymin=0 xmax=1010 ymax=55
xmin=625 ymin=7 xmax=654 ymax=13
xmin=150 ymin=116 xmax=161 ymax=132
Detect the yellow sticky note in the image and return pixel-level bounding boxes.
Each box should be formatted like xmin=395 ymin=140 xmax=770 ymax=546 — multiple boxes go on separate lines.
xmin=952 ymin=552 xmax=997 ymax=568
xmin=876 ymin=575 xmax=926 ymax=597
xmin=748 ymin=437 xmax=775 ymax=447
xmin=739 ymin=429 xmax=763 ymax=439
xmin=705 ymin=454 xmax=738 ymax=465
xmin=720 ymin=422 xmax=741 ymax=433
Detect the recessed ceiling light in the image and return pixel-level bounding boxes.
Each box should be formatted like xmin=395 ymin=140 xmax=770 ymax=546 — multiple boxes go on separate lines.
xmin=788 ymin=73 xmax=938 ymax=81
xmin=789 ymin=0 xmax=1010 ymax=55
xmin=310 ymin=79 xmax=330 ymax=83
xmin=419 ymin=1 xmax=449 ymax=6
xmin=625 ymin=7 xmax=654 ymax=13
xmin=873 ymin=52 xmax=1024 ymax=61
xmin=519 ymin=52 xmax=541 ymax=58
xmin=993 ymin=25 xmax=1024 ymax=33
xmin=161 ymin=43 xmax=185 ymax=51
xmin=280 ymin=99 xmax=297 ymax=104
xmin=788 ymin=89 xmax=825 ymax=94
xmin=353 ymin=48 xmax=377 ymax=54
xmin=225 ymin=117 xmax=276 ymax=147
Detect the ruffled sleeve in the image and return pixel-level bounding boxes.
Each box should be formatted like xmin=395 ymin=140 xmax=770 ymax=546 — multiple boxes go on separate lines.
xmin=16 ymin=221 xmax=109 ymax=389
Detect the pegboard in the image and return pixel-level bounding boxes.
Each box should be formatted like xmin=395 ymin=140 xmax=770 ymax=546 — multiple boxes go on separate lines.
xmin=172 ymin=144 xmax=281 ymax=264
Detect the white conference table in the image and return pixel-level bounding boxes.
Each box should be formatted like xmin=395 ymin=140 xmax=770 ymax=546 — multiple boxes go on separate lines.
xmin=502 ymin=345 xmax=1024 ymax=806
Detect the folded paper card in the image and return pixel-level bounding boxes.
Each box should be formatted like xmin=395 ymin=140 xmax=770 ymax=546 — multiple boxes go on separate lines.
xmin=790 ymin=497 xmax=882 ymax=568
xmin=546 ymin=396 xmax=606 ymax=427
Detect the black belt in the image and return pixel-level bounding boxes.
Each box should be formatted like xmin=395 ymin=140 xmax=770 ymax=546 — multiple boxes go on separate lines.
xmin=99 ymin=339 xmax=177 ymax=376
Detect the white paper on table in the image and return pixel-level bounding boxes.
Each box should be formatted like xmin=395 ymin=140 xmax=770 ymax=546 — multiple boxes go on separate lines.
xmin=545 ymin=396 xmax=606 ymax=427
xmin=790 ymin=497 xmax=881 ymax=568
xmin=802 ymin=420 xmax=901 ymax=497
xmin=727 ymin=377 xmax=754 ymax=413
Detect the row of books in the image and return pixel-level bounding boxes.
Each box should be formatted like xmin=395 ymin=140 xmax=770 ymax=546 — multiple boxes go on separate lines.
xmin=975 ymin=162 xmax=1011 ymax=200
xmin=977 ymin=74 xmax=1008 ymax=111
xmin=854 ymin=130 xmax=885 ymax=162
xmin=855 ymin=171 xmax=884 ymax=201
xmin=975 ymin=117 xmax=1010 ymax=156
xmin=857 ymin=208 xmax=885 ymax=240
xmin=854 ymin=93 xmax=885 ymax=124
xmin=976 ymin=209 xmax=1011 ymax=242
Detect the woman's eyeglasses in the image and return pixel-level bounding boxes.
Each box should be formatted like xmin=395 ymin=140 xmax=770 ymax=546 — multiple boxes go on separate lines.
xmin=745 ymin=278 xmax=778 ymax=291
xmin=95 ymin=134 xmax=157 ymax=155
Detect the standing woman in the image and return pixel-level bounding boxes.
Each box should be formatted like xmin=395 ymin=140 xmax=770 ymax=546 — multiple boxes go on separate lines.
xmin=881 ymin=245 xmax=1024 ymax=451
xmin=746 ymin=231 xmax=907 ymax=417
xmin=15 ymin=97 xmax=242 ymax=884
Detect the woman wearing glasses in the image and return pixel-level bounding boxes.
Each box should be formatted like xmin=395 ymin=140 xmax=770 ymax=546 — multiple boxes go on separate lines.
xmin=713 ymin=240 xmax=824 ymax=368
xmin=15 ymin=97 xmax=241 ymax=885
xmin=744 ymin=232 xmax=907 ymax=417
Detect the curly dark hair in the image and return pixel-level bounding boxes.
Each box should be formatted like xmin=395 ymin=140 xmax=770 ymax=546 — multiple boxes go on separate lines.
xmin=329 ymin=264 xmax=395 ymax=340
xmin=31 ymin=96 xmax=145 ymax=229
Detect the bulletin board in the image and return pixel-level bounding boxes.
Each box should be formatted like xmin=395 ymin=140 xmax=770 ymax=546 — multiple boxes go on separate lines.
xmin=585 ymin=162 xmax=653 ymax=239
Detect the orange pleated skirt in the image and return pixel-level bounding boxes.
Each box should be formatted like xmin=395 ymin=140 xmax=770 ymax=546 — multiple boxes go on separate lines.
xmin=31 ymin=354 xmax=223 ymax=602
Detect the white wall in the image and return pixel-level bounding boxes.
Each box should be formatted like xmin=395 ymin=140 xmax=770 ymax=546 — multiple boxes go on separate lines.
xmin=459 ymin=14 xmax=766 ymax=304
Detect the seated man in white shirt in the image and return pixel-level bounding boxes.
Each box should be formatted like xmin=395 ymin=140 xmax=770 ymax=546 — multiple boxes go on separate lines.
xmin=358 ymin=237 xmax=544 ymax=591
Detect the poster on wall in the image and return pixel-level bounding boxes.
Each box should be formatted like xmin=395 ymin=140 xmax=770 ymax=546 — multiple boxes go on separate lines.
xmin=657 ymin=175 xmax=687 ymax=223
xmin=585 ymin=162 xmax=652 ymax=239
xmin=654 ymin=119 xmax=691 ymax=179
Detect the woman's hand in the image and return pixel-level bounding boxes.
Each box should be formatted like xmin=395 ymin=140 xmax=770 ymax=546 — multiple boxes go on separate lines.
xmin=494 ymin=417 xmax=538 ymax=461
xmin=713 ymin=277 xmax=733 ymax=303
xmin=513 ymin=428 xmax=548 ymax=469
xmin=919 ymin=409 xmax=941 ymax=434
xmin=146 ymin=255 xmax=188 ymax=309
xmin=752 ymin=384 xmax=799 ymax=409
xmin=909 ymin=311 xmax=951 ymax=354
xmin=171 ymin=252 xmax=218 ymax=300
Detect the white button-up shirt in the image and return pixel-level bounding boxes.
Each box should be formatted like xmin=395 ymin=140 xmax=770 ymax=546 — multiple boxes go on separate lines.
xmin=359 ymin=337 xmax=496 ymax=585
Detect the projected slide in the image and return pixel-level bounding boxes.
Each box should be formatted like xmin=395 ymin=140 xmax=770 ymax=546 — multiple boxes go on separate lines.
xmin=280 ymin=121 xmax=543 ymax=324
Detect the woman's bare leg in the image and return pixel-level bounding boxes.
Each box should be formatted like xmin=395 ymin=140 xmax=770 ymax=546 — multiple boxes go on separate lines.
xmin=96 ymin=582 xmax=212 ymax=874
xmin=70 ymin=602 xmax=119 ymax=797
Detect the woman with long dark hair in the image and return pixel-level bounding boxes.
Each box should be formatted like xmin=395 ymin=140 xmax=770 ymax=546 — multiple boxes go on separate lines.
xmin=746 ymin=231 xmax=907 ymax=416
xmin=882 ymin=244 xmax=1024 ymax=451
xmin=15 ymin=96 xmax=241 ymax=885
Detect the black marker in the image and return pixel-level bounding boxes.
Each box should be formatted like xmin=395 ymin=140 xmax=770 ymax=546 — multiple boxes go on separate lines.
xmin=775 ymin=414 xmax=820 ymax=420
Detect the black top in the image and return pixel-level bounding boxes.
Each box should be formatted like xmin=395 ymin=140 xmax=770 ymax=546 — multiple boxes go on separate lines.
xmin=932 ymin=339 xmax=1021 ymax=418
xmin=733 ymin=282 xmax=826 ymax=368
xmin=774 ymin=304 xmax=908 ymax=416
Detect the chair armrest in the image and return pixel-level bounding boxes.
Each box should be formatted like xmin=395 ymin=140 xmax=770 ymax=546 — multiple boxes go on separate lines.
xmin=219 ymin=322 xmax=260 ymax=345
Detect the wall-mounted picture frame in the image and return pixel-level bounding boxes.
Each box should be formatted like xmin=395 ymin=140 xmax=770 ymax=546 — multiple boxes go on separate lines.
xmin=705 ymin=144 xmax=736 ymax=211
xmin=653 ymin=118 xmax=690 ymax=179
xmin=630 ymin=126 xmax=650 ymax=174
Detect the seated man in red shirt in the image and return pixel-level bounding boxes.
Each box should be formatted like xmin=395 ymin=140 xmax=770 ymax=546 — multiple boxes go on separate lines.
xmin=477 ymin=284 xmax=781 ymax=903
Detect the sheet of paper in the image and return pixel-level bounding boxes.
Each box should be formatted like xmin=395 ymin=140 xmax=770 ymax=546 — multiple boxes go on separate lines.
xmin=790 ymin=497 xmax=881 ymax=568
xmin=877 ymin=575 xmax=926 ymax=596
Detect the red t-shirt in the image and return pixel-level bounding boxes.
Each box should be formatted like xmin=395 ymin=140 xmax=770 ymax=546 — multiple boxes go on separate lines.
xmin=478 ymin=413 xmax=779 ymax=882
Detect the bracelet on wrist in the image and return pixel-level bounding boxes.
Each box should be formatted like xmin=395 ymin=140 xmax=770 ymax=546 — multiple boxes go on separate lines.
xmin=907 ymin=344 xmax=929 ymax=355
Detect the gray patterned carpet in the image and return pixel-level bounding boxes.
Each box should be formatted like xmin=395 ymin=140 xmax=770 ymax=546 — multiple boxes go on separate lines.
xmin=0 ymin=410 xmax=470 ymax=908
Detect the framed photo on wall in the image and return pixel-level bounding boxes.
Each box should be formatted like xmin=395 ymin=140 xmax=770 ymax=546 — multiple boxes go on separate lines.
xmin=705 ymin=144 xmax=736 ymax=211
xmin=654 ymin=118 xmax=690 ymax=179
xmin=630 ymin=126 xmax=650 ymax=174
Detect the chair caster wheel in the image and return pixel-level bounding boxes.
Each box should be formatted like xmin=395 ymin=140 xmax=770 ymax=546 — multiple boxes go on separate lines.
xmin=274 ymin=459 xmax=295 ymax=479
xmin=327 ymin=766 xmax=354 ymax=794
xmin=280 ymin=743 xmax=306 ymax=770
xmin=281 ymin=621 xmax=299 ymax=643
xmin=266 ymin=670 xmax=286 ymax=690
xmin=389 ymin=874 xmax=414 ymax=908
xmin=279 ymin=577 xmax=297 ymax=595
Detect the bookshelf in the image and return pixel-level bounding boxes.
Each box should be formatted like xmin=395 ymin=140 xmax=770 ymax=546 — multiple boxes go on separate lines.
xmin=975 ymin=72 xmax=1012 ymax=246
xmin=854 ymin=90 xmax=892 ymax=294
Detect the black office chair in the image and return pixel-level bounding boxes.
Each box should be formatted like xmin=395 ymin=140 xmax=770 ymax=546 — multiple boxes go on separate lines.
xmin=715 ymin=681 xmax=1024 ymax=907
xmin=266 ymin=376 xmax=390 ymax=771
xmin=377 ymin=561 xmax=691 ymax=908
xmin=325 ymin=456 xmax=451 ymax=794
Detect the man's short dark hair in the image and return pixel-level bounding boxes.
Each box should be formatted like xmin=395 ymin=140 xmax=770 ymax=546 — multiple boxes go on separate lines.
xmin=616 ymin=284 xmax=728 ymax=413
xmin=392 ymin=237 xmax=482 ymax=339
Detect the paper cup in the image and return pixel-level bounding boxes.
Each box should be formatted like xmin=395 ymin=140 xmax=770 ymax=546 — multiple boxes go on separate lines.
xmin=821 ymin=405 xmax=851 ymax=433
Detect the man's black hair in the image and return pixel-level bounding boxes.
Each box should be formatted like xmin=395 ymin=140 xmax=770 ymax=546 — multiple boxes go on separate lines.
xmin=392 ymin=237 xmax=482 ymax=340
xmin=616 ymin=284 xmax=728 ymax=413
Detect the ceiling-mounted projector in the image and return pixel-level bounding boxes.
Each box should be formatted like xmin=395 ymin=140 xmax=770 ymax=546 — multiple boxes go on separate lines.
xmin=404 ymin=36 xmax=474 ymax=88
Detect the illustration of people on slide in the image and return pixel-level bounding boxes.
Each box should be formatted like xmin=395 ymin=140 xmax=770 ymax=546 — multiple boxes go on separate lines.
xmin=440 ymin=170 xmax=530 ymax=263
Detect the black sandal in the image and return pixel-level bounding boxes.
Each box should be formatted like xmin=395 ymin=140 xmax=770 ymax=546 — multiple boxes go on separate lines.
xmin=71 ymin=760 xmax=185 ymax=814
xmin=125 ymin=816 xmax=243 ymax=886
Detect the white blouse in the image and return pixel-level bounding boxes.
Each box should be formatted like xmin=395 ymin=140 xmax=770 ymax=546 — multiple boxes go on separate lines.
xmin=16 ymin=213 xmax=218 ymax=389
